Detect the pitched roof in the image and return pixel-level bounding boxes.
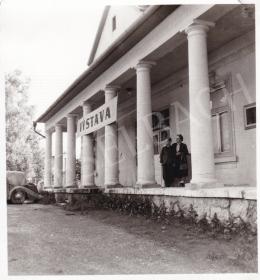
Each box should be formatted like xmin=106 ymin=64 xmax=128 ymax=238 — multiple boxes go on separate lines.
xmin=36 ymin=5 xmax=179 ymax=123
xmin=87 ymin=6 xmax=110 ymax=66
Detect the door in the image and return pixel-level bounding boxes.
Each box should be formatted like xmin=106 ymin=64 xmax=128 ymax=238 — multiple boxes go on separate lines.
xmin=152 ymin=109 xmax=171 ymax=186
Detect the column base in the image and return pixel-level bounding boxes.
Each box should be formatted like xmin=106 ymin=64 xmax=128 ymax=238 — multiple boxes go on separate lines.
xmin=43 ymin=184 xmax=52 ymax=188
xmin=185 ymin=180 xmax=224 ymax=189
xmin=65 ymin=185 xmax=77 ymax=189
xmin=66 ymin=187 xmax=102 ymax=194
xmin=135 ymin=182 xmax=161 ymax=189
xmin=43 ymin=187 xmax=54 ymax=193
xmin=105 ymin=183 xmax=122 ymax=189
xmin=81 ymin=185 xmax=98 ymax=189
xmin=53 ymin=186 xmax=63 ymax=189
xmin=53 ymin=188 xmax=67 ymax=203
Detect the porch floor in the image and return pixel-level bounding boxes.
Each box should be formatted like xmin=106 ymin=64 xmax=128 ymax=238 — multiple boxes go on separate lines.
xmin=104 ymin=185 xmax=256 ymax=200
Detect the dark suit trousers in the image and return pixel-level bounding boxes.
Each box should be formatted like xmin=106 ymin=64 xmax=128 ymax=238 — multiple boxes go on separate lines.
xmin=162 ymin=164 xmax=174 ymax=187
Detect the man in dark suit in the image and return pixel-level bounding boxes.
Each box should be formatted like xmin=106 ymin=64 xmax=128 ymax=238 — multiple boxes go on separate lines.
xmin=160 ymin=138 xmax=174 ymax=187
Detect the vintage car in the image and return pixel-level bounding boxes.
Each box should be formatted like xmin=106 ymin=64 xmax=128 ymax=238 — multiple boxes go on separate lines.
xmin=6 ymin=171 xmax=42 ymax=204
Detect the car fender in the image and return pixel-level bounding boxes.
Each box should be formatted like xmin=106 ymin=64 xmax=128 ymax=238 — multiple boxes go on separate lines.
xmin=8 ymin=186 xmax=43 ymax=201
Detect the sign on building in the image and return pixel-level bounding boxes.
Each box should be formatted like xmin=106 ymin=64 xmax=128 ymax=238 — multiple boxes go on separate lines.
xmin=77 ymin=96 xmax=118 ymax=136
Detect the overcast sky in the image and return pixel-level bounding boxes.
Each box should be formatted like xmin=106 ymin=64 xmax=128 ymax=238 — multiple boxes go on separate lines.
xmin=0 ymin=0 xmax=246 ymax=119
xmin=1 ymin=0 xmax=254 ymax=153
xmin=1 ymin=0 xmax=103 ymax=118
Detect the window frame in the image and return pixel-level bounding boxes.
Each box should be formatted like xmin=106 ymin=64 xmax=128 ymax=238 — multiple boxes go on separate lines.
xmin=243 ymin=102 xmax=256 ymax=130
xmin=210 ymin=75 xmax=236 ymax=163
xmin=112 ymin=16 xmax=116 ymax=32
xmin=152 ymin=108 xmax=170 ymax=155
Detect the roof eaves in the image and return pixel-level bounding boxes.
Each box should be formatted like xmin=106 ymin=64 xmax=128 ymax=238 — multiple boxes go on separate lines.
xmin=36 ymin=5 xmax=179 ymax=123
xmin=87 ymin=6 xmax=110 ymax=66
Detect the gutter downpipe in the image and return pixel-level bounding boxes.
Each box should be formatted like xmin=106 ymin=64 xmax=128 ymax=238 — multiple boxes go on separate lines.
xmin=32 ymin=121 xmax=46 ymax=138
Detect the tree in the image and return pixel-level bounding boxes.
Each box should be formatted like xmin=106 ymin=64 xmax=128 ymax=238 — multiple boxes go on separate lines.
xmin=75 ymin=159 xmax=81 ymax=181
xmin=5 ymin=70 xmax=44 ymax=183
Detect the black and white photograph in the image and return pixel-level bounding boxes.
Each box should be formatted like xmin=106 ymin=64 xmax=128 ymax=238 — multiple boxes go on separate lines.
xmin=0 ymin=0 xmax=258 ymax=278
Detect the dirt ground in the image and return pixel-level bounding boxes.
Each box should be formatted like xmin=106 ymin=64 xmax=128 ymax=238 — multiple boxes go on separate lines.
xmin=7 ymin=203 xmax=257 ymax=275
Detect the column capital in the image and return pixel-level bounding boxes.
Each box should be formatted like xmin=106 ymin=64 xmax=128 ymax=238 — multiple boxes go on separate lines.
xmin=136 ymin=61 xmax=156 ymax=71
xmin=66 ymin=113 xmax=78 ymax=119
xmin=104 ymin=85 xmax=120 ymax=101
xmin=44 ymin=127 xmax=53 ymax=134
xmin=104 ymin=85 xmax=121 ymax=92
xmin=82 ymin=100 xmax=91 ymax=107
xmin=55 ymin=123 xmax=64 ymax=129
xmin=82 ymin=100 xmax=92 ymax=116
xmin=185 ymin=19 xmax=215 ymax=37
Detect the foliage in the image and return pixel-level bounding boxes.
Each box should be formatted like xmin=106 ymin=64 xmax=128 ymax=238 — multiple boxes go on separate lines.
xmin=75 ymin=159 xmax=81 ymax=181
xmin=63 ymin=192 xmax=256 ymax=235
xmin=5 ymin=70 xmax=44 ymax=183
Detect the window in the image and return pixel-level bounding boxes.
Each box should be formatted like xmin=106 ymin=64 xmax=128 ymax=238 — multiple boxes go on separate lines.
xmin=210 ymin=79 xmax=235 ymax=160
xmin=152 ymin=108 xmax=169 ymax=131
xmin=112 ymin=16 xmax=116 ymax=31
xmin=152 ymin=108 xmax=170 ymax=155
xmin=244 ymin=103 xmax=256 ymax=129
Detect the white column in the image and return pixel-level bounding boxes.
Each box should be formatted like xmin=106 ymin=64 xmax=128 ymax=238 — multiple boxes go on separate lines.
xmin=66 ymin=114 xmax=77 ymax=187
xmin=81 ymin=101 xmax=95 ymax=187
xmin=136 ymin=61 xmax=156 ymax=186
xmin=186 ymin=20 xmax=219 ymax=187
xmin=54 ymin=124 xmax=63 ymax=188
xmin=44 ymin=128 xmax=52 ymax=189
xmin=104 ymin=86 xmax=119 ymax=187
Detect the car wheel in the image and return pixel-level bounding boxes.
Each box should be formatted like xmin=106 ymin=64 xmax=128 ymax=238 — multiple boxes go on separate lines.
xmin=11 ymin=190 xmax=26 ymax=204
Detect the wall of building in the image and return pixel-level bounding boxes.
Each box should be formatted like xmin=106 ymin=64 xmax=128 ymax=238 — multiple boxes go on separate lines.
xmin=151 ymin=32 xmax=256 ymax=187
xmin=213 ymin=49 xmax=256 ymax=186
xmin=90 ymin=28 xmax=255 ymax=188
xmin=95 ymin=6 xmax=143 ymax=61
xmin=207 ymin=30 xmax=256 ymax=186
xmin=114 ymin=31 xmax=256 ymax=188
xmin=118 ymin=113 xmax=137 ymax=187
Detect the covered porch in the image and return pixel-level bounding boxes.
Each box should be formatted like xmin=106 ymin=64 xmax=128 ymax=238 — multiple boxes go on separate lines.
xmin=39 ymin=4 xmax=255 ymax=191
xmin=36 ymin=4 xmax=256 ymax=232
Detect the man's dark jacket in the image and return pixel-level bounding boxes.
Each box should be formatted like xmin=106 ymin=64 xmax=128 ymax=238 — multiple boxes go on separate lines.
xmin=160 ymin=145 xmax=174 ymax=165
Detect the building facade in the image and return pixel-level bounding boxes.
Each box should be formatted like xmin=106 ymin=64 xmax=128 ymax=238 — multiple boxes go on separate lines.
xmin=36 ymin=5 xmax=256 ymax=192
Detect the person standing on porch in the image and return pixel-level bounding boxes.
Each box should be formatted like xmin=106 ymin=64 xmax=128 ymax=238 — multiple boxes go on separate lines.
xmin=172 ymin=134 xmax=189 ymax=187
xmin=160 ymin=138 xmax=174 ymax=187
